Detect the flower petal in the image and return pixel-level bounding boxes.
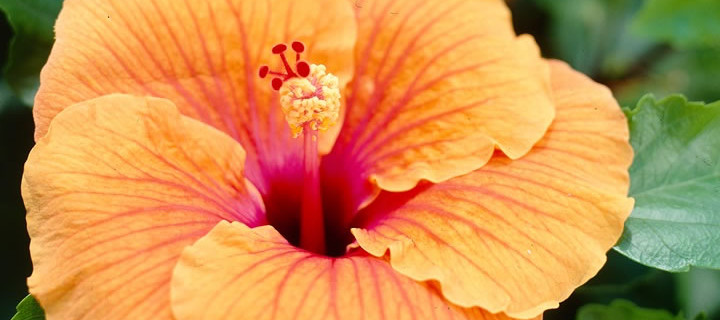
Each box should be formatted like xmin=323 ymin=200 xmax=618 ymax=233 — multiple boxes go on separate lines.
xmin=171 ymin=221 xmax=538 ymax=320
xmin=23 ymin=94 xmax=263 ymax=319
xmin=325 ymin=0 xmax=554 ymax=194
xmin=351 ymin=61 xmax=634 ymax=318
xmin=34 ymin=0 xmax=356 ymax=191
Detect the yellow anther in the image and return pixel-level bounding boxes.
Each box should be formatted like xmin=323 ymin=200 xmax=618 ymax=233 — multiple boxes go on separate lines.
xmin=279 ymin=64 xmax=341 ymax=138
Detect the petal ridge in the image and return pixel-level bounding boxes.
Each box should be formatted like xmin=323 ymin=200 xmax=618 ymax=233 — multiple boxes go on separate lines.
xmin=24 ymin=94 xmax=263 ymax=319
xmin=352 ymin=60 xmax=633 ymax=318
xmin=325 ymin=0 xmax=554 ymax=206
xmin=171 ymin=221 xmax=536 ymax=320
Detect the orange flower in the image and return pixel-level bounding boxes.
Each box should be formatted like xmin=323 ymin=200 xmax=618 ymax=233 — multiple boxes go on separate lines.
xmin=23 ymin=0 xmax=633 ymax=319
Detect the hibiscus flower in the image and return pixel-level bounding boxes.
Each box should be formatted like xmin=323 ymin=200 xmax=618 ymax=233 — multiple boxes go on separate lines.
xmin=22 ymin=0 xmax=633 ymax=319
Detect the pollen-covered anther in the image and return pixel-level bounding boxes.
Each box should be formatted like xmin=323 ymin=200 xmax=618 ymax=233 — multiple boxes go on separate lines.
xmin=279 ymin=64 xmax=341 ymax=138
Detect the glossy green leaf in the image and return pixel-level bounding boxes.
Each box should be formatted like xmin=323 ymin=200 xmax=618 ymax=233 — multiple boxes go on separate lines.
xmin=577 ymin=300 xmax=683 ymax=320
xmin=0 ymin=0 xmax=62 ymax=105
xmin=631 ymin=0 xmax=720 ymax=49
xmin=10 ymin=295 xmax=45 ymax=320
xmin=614 ymin=95 xmax=720 ymax=271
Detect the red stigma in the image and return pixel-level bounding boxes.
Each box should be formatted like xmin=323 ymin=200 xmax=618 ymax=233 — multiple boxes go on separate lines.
xmin=258 ymin=41 xmax=311 ymax=91
xmin=296 ymin=61 xmax=310 ymax=77
xmin=291 ymin=41 xmax=305 ymax=53
xmin=271 ymin=78 xmax=283 ymax=91
xmin=258 ymin=65 xmax=269 ymax=78
xmin=272 ymin=43 xmax=287 ymax=54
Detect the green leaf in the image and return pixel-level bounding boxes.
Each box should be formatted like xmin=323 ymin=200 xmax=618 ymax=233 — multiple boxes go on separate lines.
xmin=631 ymin=0 xmax=720 ymax=49
xmin=10 ymin=295 xmax=45 ymax=320
xmin=532 ymin=0 xmax=654 ymax=77
xmin=677 ymin=268 xmax=720 ymax=319
xmin=614 ymin=95 xmax=720 ymax=271
xmin=576 ymin=299 xmax=683 ymax=320
xmin=0 ymin=0 xmax=62 ymax=105
xmin=0 ymin=77 xmax=24 ymax=112
xmin=693 ymin=313 xmax=708 ymax=320
xmin=612 ymin=47 xmax=720 ymax=107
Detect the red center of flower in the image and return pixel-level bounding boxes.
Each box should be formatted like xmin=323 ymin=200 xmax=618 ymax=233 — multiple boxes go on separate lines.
xmin=259 ymin=42 xmax=344 ymax=255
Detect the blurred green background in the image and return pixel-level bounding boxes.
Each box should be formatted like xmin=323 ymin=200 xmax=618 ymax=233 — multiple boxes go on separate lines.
xmin=0 ymin=0 xmax=718 ymax=319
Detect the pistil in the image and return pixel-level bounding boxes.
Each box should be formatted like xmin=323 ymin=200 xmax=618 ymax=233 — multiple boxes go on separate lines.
xmin=259 ymin=42 xmax=341 ymax=254
xmin=300 ymin=125 xmax=324 ymax=253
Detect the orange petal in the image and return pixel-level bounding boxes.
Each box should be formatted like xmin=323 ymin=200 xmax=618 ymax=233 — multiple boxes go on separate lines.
xmin=325 ymin=0 xmax=554 ymax=194
xmin=351 ymin=60 xmax=633 ymax=318
xmin=23 ymin=94 xmax=263 ymax=319
xmin=171 ymin=221 xmax=538 ymax=320
xmin=34 ymin=0 xmax=356 ymax=188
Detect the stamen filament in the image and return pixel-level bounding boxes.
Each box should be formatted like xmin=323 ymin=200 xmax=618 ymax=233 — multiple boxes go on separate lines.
xmin=268 ymin=71 xmax=288 ymax=78
xmin=278 ymin=53 xmax=297 ymax=78
xmin=299 ymin=124 xmax=325 ymax=254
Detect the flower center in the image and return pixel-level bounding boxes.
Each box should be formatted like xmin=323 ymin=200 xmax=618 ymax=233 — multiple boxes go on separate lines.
xmin=259 ymin=42 xmax=341 ymax=255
